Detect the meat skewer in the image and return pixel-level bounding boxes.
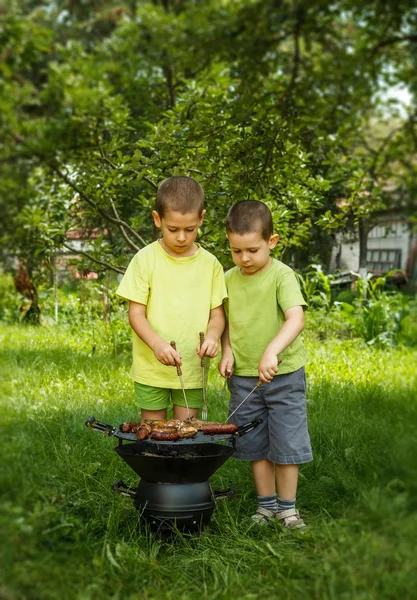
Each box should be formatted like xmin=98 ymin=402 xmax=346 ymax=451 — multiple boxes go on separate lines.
xmin=170 ymin=341 xmax=190 ymax=419
xmin=199 ymin=332 xmax=208 ymax=421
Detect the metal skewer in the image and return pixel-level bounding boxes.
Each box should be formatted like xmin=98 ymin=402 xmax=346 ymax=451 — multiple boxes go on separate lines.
xmin=227 ymin=358 xmax=282 ymax=422
xmin=227 ymin=379 xmax=262 ymax=421
xmin=170 ymin=341 xmax=190 ymax=419
xmin=199 ymin=332 xmax=207 ymax=421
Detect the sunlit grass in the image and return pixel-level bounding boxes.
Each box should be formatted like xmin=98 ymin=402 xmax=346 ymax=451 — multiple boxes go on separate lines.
xmin=1 ymin=323 xmax=417 ymax=599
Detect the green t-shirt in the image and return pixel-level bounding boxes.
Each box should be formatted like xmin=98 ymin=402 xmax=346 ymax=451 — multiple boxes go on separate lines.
xmin=225 ymin=259 xmax=307 ymax=376
xmin=116 ymin=241 xmax=227 ymax=388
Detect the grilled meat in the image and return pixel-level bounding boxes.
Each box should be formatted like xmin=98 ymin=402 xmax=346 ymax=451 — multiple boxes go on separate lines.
xmin=119 ymin=418 xmax=235 ymax=440
xmin=178 ymin=423 xmax=199 ymax=438
xmin=200 ymin=423 xmax=238 ymax=434
xmin=135 ymin=426 xmax=150 ymax=440
xmin=120 ymin=422 xmax=136 ymax=433
xmin=186 ymin=418 xmax=238 ymax=435
xmin=150 ymin=430 xmax=181 ymax=441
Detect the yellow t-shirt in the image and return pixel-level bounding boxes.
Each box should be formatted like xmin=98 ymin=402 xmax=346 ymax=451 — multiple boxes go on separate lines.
xmin=225 ymin=259 xmax=307 ymax=376
xmin=116 ymin=241 xmax=227 ymax=388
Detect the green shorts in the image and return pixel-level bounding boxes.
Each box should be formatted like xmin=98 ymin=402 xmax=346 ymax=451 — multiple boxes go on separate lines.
xmin=134 ymin=382 xmax=203 ymax=410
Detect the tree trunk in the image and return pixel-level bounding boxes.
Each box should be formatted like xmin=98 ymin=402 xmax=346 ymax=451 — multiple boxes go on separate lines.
xmin=358 ymin=217 xmax=370 ymax=299
xmin=358 ymin=218 xmax=369 ymax=279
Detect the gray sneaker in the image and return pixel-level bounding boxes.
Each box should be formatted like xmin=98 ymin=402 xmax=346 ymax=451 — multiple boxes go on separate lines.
xmin=275 ymin=508 xmax=306 ymax=531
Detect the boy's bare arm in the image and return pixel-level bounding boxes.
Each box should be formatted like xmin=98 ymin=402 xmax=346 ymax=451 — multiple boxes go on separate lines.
xmin=258 ymin=305 xmax=305 ymax=383
xmin=128 ymin=301 xmax=181 ymax=366
xmin=218 ymin=323 xmax=234 ymax=377
xmin=198 ymin=305 xmax=225 ymax=359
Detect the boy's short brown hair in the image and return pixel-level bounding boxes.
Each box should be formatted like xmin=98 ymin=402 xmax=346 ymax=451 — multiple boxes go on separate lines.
xmin=226 ymin=200 xmax=273 ymax=241
xmin=156 ymin=176 xmax=204 ymax=217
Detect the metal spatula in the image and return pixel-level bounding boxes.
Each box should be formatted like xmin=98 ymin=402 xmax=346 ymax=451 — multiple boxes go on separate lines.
xmin=199 ymin=332 xmax=207 ymax=421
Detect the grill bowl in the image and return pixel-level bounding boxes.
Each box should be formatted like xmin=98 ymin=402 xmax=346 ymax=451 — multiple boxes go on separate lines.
xmin=114 ymin=440 xmax=234 ymax=483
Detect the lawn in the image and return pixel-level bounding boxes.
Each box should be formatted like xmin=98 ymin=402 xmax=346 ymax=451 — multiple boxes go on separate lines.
xmin=1 ymin=322 xmax=417 ymax=600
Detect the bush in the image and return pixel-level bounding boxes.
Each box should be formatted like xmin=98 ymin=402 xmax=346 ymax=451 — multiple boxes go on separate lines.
xmin=333 ymin=293 xmax=417 ymax=347
xmin=0 ymin=271 xmax=22 ymax=323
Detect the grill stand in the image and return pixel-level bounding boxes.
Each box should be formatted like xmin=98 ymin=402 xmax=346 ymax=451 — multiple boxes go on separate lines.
xmin=112 ymin=480 xmax=236 ymax=533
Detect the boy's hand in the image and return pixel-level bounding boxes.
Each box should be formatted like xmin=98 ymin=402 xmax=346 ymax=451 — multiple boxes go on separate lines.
xmin=197 ymin=334 xmax=219 ymax=359
xmin=153 ymin=340 xmax=182 ymax=367
xmin=218 ymin=353 xmax=234 ymax=378
xmin=258 ymin=351 xmax=280 ymax=383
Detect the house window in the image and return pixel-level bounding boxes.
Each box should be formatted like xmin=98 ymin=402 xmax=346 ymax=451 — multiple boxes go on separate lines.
xmin=366 ymin=249 xmax=401 ymax=272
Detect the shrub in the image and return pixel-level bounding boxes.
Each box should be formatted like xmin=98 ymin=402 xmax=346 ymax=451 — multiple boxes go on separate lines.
xmin=0 ymin=271 xmax=23 ymax=323
xmin=297 ymin=264 xmax=332 ymax=310
xmin=333 ymin=293 xmax=417 ymax=347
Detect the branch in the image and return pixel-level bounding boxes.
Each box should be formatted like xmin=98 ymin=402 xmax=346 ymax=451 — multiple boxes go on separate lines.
xmin=282 ymin=8 xmax=303 ymax=120
xmin=97 ymin=154 xmax=158 ymax=190
xmin=371 ymin=34 xmax=417 ymax=55
xmin=62 ymin=242 xmax=126 ymax=274
xmin=93 ymin=120 xmax=140 ymax=252
xmin=48 ymin=161 xmax=148 ymax=248
xmin=163 ymin=65 xmax=176 ymax=108
xmin=370 ymin=125 xmax=403 ymax=175
xmin=10 ymin=131 xmax=149 ymax=249
xmin=109 ymin=198 xmax=140 ymax=252
xmin=406 ymin=111 xmax=417 ymax=151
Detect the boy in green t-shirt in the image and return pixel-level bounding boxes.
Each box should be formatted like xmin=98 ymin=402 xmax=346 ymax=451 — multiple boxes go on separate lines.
xmin=117 ymin=176 xmax=227 ymax=422
xmin=219 ymin=200 xmax=312 ymax=530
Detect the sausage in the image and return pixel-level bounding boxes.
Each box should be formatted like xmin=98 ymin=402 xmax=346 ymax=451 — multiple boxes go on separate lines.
xmin=150 ymin=430 xmax=181 ymax=441
xmin=201 ymin=423 xmax=238 ymax=435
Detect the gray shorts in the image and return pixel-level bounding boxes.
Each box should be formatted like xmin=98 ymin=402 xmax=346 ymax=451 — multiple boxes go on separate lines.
xmin=227 ymin=367 xmax=313 ymax=464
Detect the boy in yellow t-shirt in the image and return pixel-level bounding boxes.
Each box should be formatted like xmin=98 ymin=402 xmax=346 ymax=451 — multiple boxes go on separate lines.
xmin=116 ymin=176 xmax=227 ymax=422
xmin=219 ymin=200 xmax=312 ymax=530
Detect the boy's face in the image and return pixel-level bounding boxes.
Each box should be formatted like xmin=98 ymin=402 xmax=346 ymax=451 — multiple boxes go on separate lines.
xmin=227 ymin=230 xmax=279 ymax=276
xmin=152 ymin=209 xmax=205 ymax=257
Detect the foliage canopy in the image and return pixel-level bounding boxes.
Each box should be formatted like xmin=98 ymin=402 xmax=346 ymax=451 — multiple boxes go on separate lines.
xmin=0 ymin=0 xmax=416 ymax=277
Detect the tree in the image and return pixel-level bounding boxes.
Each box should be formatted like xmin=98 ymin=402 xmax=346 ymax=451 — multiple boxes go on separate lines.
xmin=0 ymin=0 xmax=416 ymax=278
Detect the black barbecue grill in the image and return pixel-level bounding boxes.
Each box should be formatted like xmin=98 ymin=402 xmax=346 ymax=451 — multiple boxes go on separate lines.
xmin=85 ymin=416 xmax=261 ymax=532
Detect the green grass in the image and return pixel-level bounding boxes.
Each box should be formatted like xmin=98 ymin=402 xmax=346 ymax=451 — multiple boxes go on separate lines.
xmin=1 ymin=322 xmax=417 ymax=600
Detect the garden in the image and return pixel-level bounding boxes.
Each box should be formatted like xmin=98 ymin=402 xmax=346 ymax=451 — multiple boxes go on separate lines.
xmin=1 ymin=1 xmax=417 ymax=598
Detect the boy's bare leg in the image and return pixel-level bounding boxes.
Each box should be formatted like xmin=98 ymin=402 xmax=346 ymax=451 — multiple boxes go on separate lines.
xmin=274 ymin=464 xmax=298 ymax=499
xmin=251 ymin=459 xmax=276 ymax=496
xmin=173 ymin=405 xmax=199 ymax=420
xmin=141 ymin=409 xmax=167 ymax=421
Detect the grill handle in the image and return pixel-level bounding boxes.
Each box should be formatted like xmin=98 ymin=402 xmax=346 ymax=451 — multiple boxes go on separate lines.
xmin=212 ymin=486 xmax=237 ymax=501
xmin=234 ymin=418 xmax=262 ymax=438
xmin=112 ymin=480 xmax=137 ymax=499
xmin=85 ymin=416 xmax=116 ymax=436
xmin=170 ymin=341 xmax=183 ymax=376
xmin=199 ymin=332 xmax=205 ymax=367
